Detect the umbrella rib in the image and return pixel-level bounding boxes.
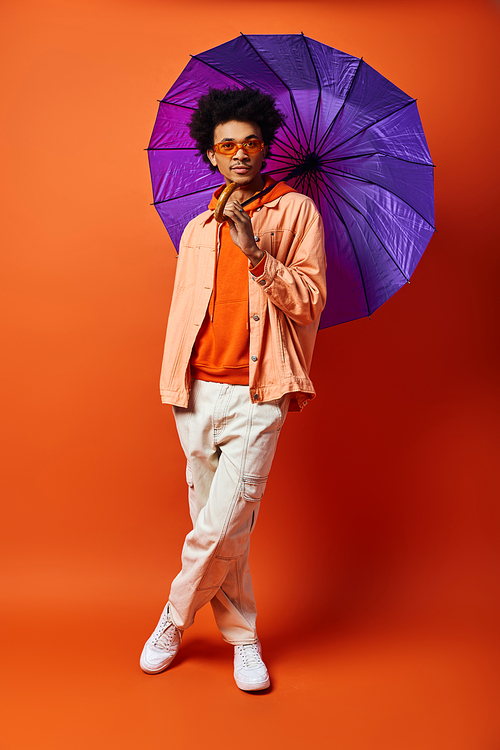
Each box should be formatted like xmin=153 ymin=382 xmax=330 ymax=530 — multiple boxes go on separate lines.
xmin=322 ymin=168 xmax=436 ymax=231
xmin=319 ymin=171 xmax=411 ymax=282
xmin=270 ymin=135 xmax=304 ymax=160
xmin=266 ymin=165 xmax=296 ymax=177
xmin=301 ymin=33 xmax=323 ymax=153
xmin=190 ymin=52 xmax=253 ymax=90
xmin=322 ymin=151 xmax=436 ymax=168
xmin=302 ymin=170 xmax=315 ymax=196
xmin=273 ymin=128 xmax=307 ymax=157
xmin=315 ymin=57 xmax=364 ymax=155
xmin=239 ymin=33 xmax=311 ymax=148
xmin=159 ymin=99 xmax=195 ymax=110
xmin=267 ymin=152 xmax=298 ymax=165
xmin=152 ymin=185 xmax=218 ymax=206
xmin=310 ymin=97 xmax=322 ymax=155
xmin=313 ymin=173 xmax=372 ymax=317
xmin=303 ymin=170 xmax=312 ymax=196
xmin=146 ymin=147 xmax=197 ymax=151
xmin=294 ymin=170 xmax=310 ymax=195
xmin=308 ymin=169 xmax=324 ymax=212
xmin=320 ymin=99 xmax=422 ymax=160
xmin=306 ymin=170 xmax=319 ymax=203
xmin=266 ymin=166 xmax=298 ymax=179
xmin=190 ymin=51 xmax=305 ymax=156
xmin=267 ymin=168 xmax=290 ymax=176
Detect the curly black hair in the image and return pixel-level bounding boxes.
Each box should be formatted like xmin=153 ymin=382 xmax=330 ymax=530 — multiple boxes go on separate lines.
xmin=189 ymin=87 xmax=285 ymax=172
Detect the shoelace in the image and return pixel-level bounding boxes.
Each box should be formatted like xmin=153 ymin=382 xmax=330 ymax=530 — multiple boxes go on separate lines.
xmin=237 ymin=644 xmax=262 ymax=669
xmin=151 ymin=615 xmax=176 ymax=649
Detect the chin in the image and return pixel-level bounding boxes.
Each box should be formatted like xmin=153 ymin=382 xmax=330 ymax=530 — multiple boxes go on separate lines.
xmin=233 ymin=173 xmax=255 ymax=183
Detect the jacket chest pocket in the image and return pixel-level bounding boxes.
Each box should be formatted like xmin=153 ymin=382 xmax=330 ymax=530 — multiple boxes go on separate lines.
xmin=174 ymin=245 xmax=212 ymax=291
xmin=255 ymin=229 xmax=295 ymax=260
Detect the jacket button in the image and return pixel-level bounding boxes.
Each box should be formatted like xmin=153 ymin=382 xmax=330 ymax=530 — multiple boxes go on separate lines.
xmin=254 ymin=235 xmax=259 ymax=241
xmin=251 ymin=355 xmax=257 ymax=362
xmin=253 ymin=394 xmax=259 ymax=400
xmin=253 ymin=314 xmax=259 ymax=321
xmin=259 ymin=280 xmax=266 ymax=286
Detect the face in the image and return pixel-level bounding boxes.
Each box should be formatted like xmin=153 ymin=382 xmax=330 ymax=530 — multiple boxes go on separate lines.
xmin=207 ymin=120 xmax=268 ymax=189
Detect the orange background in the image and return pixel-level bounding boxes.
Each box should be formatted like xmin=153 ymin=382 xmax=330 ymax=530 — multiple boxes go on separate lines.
xmin=1 ymin=1 xmax=499 ymax=748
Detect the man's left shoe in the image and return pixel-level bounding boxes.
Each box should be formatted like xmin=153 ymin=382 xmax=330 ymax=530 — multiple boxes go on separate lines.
xmin=234 ymin=640 xmax=270 ymax=691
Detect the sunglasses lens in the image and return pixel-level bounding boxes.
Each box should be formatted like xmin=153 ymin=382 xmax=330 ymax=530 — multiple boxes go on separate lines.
xmin=216 ymin=142 xmax=237 ymax=155
xmin=243 ymin=140 xmax=262 ymax=153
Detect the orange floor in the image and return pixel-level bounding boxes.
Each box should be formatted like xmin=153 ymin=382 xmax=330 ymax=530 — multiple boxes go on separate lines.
xmin=2 ymin=570 xmax=498 ymax=749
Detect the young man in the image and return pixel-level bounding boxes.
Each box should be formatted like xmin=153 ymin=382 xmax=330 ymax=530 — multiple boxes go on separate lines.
xmin=140 ymin=87 xmax=326 ymax=691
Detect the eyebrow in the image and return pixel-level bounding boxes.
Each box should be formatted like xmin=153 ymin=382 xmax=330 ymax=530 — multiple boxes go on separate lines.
xmin=220 ymin=135 xmax=260 ymax=141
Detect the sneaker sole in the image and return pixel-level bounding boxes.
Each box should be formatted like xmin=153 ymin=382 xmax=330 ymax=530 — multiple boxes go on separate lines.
xmin=140 ymin=660 xmax=173 ymax=674
xmin=234 ymin=676 xmax=271 ymax=691
xmin=139 ymin=646 xmax=177 ymax=675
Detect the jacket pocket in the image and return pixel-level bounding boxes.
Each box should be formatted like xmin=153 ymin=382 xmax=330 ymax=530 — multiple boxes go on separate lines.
xmin=174 ymin=244 xmax=210 ymax=290
xmin=256 ymin=229 xmax=295 ymax=259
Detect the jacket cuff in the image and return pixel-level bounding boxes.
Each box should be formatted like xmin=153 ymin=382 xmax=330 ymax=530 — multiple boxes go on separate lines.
xmin=249 ymin=254 xmax=266 ymax=277
xmin=250 ymin=251 xmax=279 ymax=290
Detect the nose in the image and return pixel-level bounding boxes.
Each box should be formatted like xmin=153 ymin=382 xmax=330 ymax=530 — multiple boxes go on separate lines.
xmin=234 ymin=146 xmax=249 ymax=159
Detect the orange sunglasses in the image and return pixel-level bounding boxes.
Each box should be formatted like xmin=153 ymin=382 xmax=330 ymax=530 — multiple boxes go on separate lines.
xmin=212 ymin=139 xmax=265 ymax=156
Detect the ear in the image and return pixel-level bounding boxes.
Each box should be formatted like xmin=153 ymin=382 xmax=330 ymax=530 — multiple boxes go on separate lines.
xmin=207 ymin=149 xmax=217 ymax=168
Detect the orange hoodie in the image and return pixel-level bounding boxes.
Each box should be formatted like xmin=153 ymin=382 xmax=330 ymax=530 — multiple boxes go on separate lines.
xmin=190 ymin=176 xmax=296 ymax=385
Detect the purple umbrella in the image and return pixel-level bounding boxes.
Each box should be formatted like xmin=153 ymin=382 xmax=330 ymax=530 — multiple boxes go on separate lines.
xmin=148 ymin=33 xmax=435 ymax=328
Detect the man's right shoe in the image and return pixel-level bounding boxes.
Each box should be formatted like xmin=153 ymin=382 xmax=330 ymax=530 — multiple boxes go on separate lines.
xmin=140 ymin=603 xmax=182 ymax=674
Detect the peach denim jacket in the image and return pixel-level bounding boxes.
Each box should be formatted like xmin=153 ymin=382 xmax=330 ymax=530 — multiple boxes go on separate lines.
xmin=159 ymin=190 xmax=327 ymax=412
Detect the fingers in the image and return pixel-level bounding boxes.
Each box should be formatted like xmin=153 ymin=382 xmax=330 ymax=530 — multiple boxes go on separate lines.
xmin=223 ymin=199 xmax=257 ymax=255
xmin=223 ymin=199 xmax=249 ymax=223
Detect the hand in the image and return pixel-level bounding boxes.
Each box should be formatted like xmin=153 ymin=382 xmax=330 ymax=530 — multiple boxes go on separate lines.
xmin=223 ymin=199 xmax=264 ymax=267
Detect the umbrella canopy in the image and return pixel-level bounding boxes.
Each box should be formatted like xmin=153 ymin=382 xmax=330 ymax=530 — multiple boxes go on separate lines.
xmin=148 ymin=34 xmax=435 ymax=328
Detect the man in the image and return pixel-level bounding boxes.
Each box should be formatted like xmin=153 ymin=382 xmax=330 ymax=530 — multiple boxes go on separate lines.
xmin=140 ymin=87 xmax=326 ymax=691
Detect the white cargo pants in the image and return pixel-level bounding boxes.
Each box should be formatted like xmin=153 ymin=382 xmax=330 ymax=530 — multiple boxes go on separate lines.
xmin=168 ymin=379 xmax=290 ymax=645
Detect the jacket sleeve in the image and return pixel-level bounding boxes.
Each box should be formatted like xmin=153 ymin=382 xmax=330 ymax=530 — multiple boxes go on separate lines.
xmin=250 ymin=205 xmax=327 ymax=326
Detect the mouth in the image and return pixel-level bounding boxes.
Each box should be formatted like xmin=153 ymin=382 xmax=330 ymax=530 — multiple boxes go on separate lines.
xmin=231 ymin=165 xmax=251 ymax=175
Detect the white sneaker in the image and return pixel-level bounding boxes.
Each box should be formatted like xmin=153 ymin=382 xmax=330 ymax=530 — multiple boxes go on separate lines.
xmin=234 ymin=640 xmax=270 ymax=691
xmin=140 ymin=604 xmax=182 ymax=674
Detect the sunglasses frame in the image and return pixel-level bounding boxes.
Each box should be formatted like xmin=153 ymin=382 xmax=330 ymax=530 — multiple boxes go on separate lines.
xmin=212 ymin=140 xmax=265 ymax=157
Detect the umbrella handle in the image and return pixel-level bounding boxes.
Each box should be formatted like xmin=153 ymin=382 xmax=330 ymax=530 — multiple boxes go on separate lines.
xmin=214 ymin=182 xmax=238 ymax=223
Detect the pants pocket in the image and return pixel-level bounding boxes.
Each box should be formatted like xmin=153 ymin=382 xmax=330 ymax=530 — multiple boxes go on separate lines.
xmin=242 ymin=476 xmax=267 ymax=502
xmin=186 ymin=461 xmax=194 ymax=489
xmin=211 ymin=476 xmax=267 ymax=566
xmin=242 ymin=476 xmax=266 ymax=535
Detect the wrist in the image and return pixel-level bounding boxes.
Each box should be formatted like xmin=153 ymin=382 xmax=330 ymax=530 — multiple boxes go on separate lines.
xmin=246 ymin=247 xmax=265 ymax=267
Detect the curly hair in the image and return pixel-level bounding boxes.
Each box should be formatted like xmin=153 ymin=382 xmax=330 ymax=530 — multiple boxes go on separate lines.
xmin=189 ymin=87 xmax=285 ymax=172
